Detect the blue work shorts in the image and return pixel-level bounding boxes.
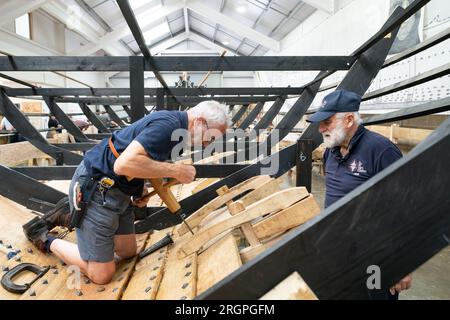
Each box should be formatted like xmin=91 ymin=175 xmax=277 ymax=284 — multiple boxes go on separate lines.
xmin=68 ymin=161 xmax=135 ymax=262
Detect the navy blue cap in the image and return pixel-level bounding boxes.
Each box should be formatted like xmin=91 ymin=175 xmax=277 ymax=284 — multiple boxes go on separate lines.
xmin=307 ymin=89 xmax=362 ymax=123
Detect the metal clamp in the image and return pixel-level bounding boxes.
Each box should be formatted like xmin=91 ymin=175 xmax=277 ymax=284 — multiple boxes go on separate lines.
xmin=1 ymin=263 xmax=50 ymax=294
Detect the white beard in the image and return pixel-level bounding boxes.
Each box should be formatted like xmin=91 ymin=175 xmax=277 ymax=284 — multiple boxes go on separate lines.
xmin=322 ymin=125 xmax=347 ymax=148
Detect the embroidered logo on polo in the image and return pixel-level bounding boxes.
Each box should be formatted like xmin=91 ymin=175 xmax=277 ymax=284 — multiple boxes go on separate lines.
xmin=349 ymin=159 xmax=367 ymax=175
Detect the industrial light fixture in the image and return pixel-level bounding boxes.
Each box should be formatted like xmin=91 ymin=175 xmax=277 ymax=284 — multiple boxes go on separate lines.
xmin=222 ymin=41 xmax=230 ymax=45
xmin=236 ymin=4 xmax=248 ymax=14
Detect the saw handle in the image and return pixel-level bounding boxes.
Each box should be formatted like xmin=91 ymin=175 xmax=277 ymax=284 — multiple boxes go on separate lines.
xmin=148 ymin=178 xmax=181 ymax=214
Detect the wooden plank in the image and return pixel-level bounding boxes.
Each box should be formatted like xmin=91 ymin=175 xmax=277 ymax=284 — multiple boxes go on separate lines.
xmin=123 ymin=227 xmax=175 ymax=299
xmin=260 ymin=272 xmax=318 ymax=300
xmin=178 ymin=187 xmax=310 ymax=258
xmin=177 ymin=175 xmax=272 ymax=236
xmin=228 ymin=178 xmax=281 ymax=215
xmin=56 ymin=233 xmax=149 ymax=300
xmin=253 ymin=195 xmax=320 ymax=239
xmin=191 ymin=178 xmax=220 ymax=194
xmin=122 ymin=235 xmax=168 ymax=300
xmin=135 ymin=227 xmax=173 ymax=272
xmin=239 ymin=231 xmax=286 ymax=264
xmin=0 ymin=141 xmax=51 ymax=166
xmin=155 ymin=252 xmax=197 ymax=300
xmin=197 ymin=233 xmax=242 ymax=295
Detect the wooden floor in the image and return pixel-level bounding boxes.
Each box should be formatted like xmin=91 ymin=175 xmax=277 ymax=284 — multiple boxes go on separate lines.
xmin=0 ymin=175 xmax=320 ymax=300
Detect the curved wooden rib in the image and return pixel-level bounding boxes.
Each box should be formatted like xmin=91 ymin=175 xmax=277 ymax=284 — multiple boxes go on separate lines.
xmin=177 ymin=175 xmax=272 ymax=236
xmin=177 ymin=187 xmax=309 ymax=258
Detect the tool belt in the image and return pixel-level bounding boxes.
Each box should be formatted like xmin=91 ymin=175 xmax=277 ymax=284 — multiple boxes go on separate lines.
xmin=69 ymin=142 xmax=118 ymax=230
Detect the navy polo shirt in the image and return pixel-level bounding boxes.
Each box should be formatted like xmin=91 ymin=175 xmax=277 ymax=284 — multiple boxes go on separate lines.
xmin=83 ymin=110 xmax=188 ymax=196
xmin=323 ymin=125 xmax=402 ymax=208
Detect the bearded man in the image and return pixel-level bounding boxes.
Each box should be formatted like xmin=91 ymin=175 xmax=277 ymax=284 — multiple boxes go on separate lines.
xmin=307 ymin=89 xmax=412 ymax=300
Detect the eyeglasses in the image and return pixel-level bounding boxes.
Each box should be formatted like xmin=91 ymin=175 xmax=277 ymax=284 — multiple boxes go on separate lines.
xmin=201 ymin=119 xmax=215 ymax=144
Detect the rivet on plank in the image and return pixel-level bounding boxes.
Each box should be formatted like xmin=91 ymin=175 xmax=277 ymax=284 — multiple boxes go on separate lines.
xmin=153 ymin=266 xmax=159 ymax=271
xmin=14 ymin=256 xmax=21 ymax=262
xmin=123 ymin=267 xmax=129 ymax=272
xmin=27 ymin=248 xmax=33 ymax=254
xmin=159 ymin=249 xmax=165 ymax=253
xmin=83 ymin=277 xmax=91 ymax=284
xmin=180 ymin=296 xmax=187 ymax=300
xmin=145 ymin=286 xmax=152 ymax=293
xmin=75 ymin=290 xmax=83 ymax=296
xmin=182 ymin=283 xmax=189 ymax=289
xmin=158 ymin=256 xmax=163 ymax=261
xmin=42 ymin=279 xmax=49 ymax=285
xmin=184 ymin=272 xmax=192 ymax=277
xmin=61 ymin=261 xmax=67 ymax=266
xmin=184 ymin=263 xmax=191 ymax=268
xmin=2 ymin=266 xmax=9 ymax=272
xmin=149 ymin=275 xmax=156 ymax=281
xmin=6 ymin=244 xmax=12 ymax=249
xmin=29 ymin=290 xmax=36 ymax=297
xmin=53 ymin=270 xmax=59 ymax=275
xmin=117 ymin=276 xmax=124 ymax=281
xmin=97 ymin=286 xmax=106 ymax=292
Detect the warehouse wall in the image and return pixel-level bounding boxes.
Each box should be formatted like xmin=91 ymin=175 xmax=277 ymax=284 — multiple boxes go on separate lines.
xmin=257 ymin=0 xmax=450 ymax=114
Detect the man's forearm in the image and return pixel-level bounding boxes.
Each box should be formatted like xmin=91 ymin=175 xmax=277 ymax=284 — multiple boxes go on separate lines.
xmin=114 ymin=154 xmax=179 ymax=180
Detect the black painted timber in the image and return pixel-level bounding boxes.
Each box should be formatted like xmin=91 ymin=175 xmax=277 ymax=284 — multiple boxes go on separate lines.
xmin=0 ymin=91 xmax=83 ymax=165
xmin=104 ymin=105 xmax=126 ymax=127
xmin=122 ymin=105 xmax=132 ymax=118
xmin=12 ymin=164 xmax=249 ymax=180
xmin=43 ymin=97 xmax=90 ymax=142
xmin=78 ymin=102 xmax=111 ymax=133
xmin=363 ymin=96 xmax=450 ymax=126
xmin=0 ymin=165 xmax=66 ymax=213
xmin=4 ymin=87 xmax=305 ymax=97
xmin=129 ymin=56 xmax=147 ymax=122
xmin=383 ymin=26 xmax=450 ymax=68
xmin=238 ymin=102 xmax=265 ymax=129
xmin=53 ymin=142 xmax=98 ymax=151
xmin=54 ymin=96 xmax=278 ymax=105
xmin=253 ymin=97 xmax=285 ymax=132
xmin=362 ymin=62 xmax=450 ymax=101
xmin=0 ymin=56 xmax=355 ymax=72
xmin=231 ymin=105 xmax=249 ymax=125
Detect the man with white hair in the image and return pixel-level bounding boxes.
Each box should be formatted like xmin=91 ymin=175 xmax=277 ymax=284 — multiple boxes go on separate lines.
xmin=307 ymin=89 xmax=411 ymax=300
xmin=24 ymin=100 xmax=230 ymax=284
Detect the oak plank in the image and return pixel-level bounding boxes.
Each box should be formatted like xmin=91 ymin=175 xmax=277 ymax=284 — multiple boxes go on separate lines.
xmin=178 ymin=188 xmax=309 ymax=257
xmin=177 ymin=175 xmax=272 ymax=236
xmin=197 ymin=233 xmax=242 ymax=295
xmin=253 ymin=195 xmax=320 ymax=239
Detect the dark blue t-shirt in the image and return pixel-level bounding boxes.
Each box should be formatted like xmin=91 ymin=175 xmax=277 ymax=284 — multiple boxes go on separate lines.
xmin=83 ymin=110 xmax=188 ymax=196
xmin=323 ymin=125 xmax=402 ymax=208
